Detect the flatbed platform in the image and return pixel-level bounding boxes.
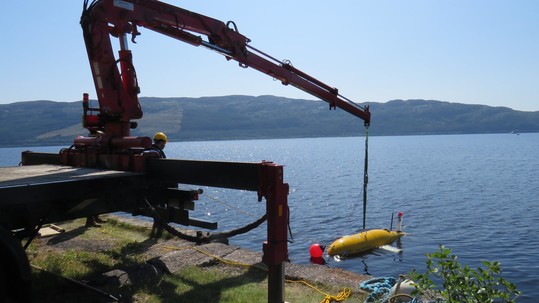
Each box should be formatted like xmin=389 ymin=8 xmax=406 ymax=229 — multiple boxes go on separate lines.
xmin=0 ymin=155 xmax=290 ymax=303
xmin=0 ymin=164 xmax=146 ymax=231
xmin=0 ymin=164 xmax=141 ymax=188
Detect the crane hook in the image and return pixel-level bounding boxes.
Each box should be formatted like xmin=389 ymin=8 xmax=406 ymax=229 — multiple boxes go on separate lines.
xmin=226 ymin=20 xmax=239 ymax=33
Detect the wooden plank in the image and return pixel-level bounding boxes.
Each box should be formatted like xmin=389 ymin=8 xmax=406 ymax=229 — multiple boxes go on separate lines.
xmin=37 ymin=226 xmax=62 ymax=237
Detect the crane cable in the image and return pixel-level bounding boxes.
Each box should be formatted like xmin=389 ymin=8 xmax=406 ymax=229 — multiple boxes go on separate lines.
xmin=362 ymin=126 xmax=369 ymax=230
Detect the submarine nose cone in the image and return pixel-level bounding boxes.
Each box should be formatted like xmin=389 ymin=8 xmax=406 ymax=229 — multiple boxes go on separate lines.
xmin=328 ymin=245 xmax=335 ymax=256
xmin=327 ymin=239 xmax=344 ymax=256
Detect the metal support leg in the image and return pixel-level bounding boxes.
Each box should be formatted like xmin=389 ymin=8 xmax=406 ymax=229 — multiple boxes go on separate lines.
xmin=260 ymin=162 xmax=289 ymax=303
xmin=268 ymin=263 xmax=285 ymax=303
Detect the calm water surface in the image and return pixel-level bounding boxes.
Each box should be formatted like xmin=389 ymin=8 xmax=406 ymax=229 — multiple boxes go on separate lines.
xmin=2 ymin=133 xmax=538 ymax=301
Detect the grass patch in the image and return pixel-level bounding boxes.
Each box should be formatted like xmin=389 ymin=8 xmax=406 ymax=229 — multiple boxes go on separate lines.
xmin=32 ymin=249 xmax=115 ymax=278
xmin=28 ymin=217 xmax=364 ymax=302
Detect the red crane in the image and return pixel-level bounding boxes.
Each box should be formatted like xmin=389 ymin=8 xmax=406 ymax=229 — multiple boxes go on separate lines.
xmin=63 ymin=0 xmax=370 ymax=171
xmin=54 ymin=1 xmax=372 ymax=302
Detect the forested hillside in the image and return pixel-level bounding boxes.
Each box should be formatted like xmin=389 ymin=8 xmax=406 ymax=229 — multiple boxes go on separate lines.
xmin=1 ymin=96 xmax=537 ymax=147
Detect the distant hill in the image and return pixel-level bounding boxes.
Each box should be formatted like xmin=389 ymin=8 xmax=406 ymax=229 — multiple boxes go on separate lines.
xmin=0 ymin=96 xmax=538 ymax=147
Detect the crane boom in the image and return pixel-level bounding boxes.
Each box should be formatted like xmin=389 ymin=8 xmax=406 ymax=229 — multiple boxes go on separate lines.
xmin=62 ymin=3 xmax=372 ymax=301
xmin=80 ymin=0 xmax=370 ymax=139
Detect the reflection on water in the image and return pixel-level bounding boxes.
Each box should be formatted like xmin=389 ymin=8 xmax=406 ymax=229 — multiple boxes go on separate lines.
xmin=2 ymin=133 xmax=538 ymax=302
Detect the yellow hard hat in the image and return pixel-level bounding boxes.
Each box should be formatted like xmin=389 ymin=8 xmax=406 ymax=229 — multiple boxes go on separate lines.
xmin=153 ymin=132 xmax=168 ymax=142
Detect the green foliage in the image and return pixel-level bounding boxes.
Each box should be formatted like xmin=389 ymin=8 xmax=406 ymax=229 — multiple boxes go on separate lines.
xmin=409 ymin=245 xmax=520 ymax=303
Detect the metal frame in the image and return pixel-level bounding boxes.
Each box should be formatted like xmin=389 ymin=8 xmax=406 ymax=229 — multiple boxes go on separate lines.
xmin=146 ymin=158 xmax=290 ymax=301
xmin=0 ymin=151 xmax=290 ymax=303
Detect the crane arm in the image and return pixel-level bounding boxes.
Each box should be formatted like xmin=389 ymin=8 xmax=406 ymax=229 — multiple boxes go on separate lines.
xmin=81 ymin=0 xmax=370 ymax=136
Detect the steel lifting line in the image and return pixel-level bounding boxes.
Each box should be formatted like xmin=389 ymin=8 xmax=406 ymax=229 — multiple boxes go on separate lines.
xmin=362 ymin=125 xmax=369 ymax=230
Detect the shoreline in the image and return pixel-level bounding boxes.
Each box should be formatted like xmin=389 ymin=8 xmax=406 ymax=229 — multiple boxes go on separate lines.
xmin=107 ymin=214 xmax=372 ymax=290
xmin=29 ymin=214 xmax=371 ymax=302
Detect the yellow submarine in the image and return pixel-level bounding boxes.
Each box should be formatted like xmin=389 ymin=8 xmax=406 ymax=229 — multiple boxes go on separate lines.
xmin=327 ymin=212 xmax=405 ymax=257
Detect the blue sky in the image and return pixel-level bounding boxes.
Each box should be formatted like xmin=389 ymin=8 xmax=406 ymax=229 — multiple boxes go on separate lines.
xmin=1 ymin=1 xmax=537 ymax=111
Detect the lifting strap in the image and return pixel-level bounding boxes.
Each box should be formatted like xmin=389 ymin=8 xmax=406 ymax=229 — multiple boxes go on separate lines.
xmin=362 ymin=126 xmax=369 ymax=230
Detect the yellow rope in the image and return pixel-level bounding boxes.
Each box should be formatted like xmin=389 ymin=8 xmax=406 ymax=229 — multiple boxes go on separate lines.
xmin=161 ymin=244 xmax=352 ymax=302
xmin=285 ymin=279 xmax=352 ymax=303
xmin=161 ymin=245 xmax=266 ymax=269
xmin=320 ymin=288 xmax=352 ymax=303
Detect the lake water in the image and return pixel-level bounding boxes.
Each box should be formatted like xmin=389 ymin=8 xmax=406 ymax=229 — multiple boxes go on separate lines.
xmin=2 ymin=133 xmax=538 ymax=302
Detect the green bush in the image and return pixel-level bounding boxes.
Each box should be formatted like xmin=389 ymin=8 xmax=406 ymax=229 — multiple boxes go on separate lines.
xmin=409 ymin=245 xmax=520 ymax=303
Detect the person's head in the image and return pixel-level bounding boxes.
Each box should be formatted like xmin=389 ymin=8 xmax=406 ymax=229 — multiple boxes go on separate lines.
xmin=153 ymin=132 xmax=168 ymax=149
